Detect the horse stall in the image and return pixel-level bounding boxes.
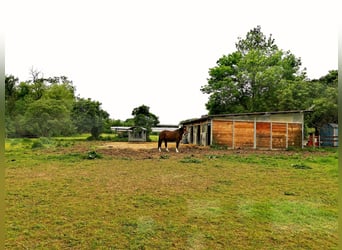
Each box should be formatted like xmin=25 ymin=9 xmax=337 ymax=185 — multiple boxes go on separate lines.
xmin=181 ymin=111 xmax=306 ymax=150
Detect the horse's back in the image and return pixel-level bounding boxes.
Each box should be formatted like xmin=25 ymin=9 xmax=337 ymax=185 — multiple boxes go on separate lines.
xmin=158 ymin=130 xmax=166 ymax=139
xmin=159 ymin=130 xmax=178 ymax=141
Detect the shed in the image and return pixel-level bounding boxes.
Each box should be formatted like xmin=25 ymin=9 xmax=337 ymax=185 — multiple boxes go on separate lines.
xmin=320 ymin=123 xmax=338 ymax=147
xmin=181 ymin=110 xmax=307 ymax=150
xmin=111 ymin=126 xmax=147 ymax=142
xmin=128 ymin=126 xmax=147 ymax=142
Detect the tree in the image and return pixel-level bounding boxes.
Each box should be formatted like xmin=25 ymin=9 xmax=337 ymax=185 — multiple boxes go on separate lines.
xmin=5 ymin=75 xmax=19 ymax=118
xmin=5 ymin=74 xmax=78 ymax=137
xmin=131 ymin=105 xmax=159 ymax=140
xmin=28 ymin=69 xmax=46 ymax=100
xmin=318 ymin=69 xmax=338 ymax=86
xmin=5 ymin=78 xmax=34 ymax=137
xmin=71 ymin=98 xmax=110 ymax=139
xmin=5 ymin=75 xmax=19 ymax=136
xmin=201 ymin=25 xmax=305 ymax=114
xmin=43 ymin=76 xmax=76 ymax=110
xmin=23 ymin=99 xmax=75 ymax=137
xmin=5 ymin=73 xmax=116 ymax=138
xmin=235 ymin=26 xmax=278 ymax=55
xmin=22 ymin=77 xmax=77 ymax=137
xmin=306 ymin=70 xmax=338 ymax=129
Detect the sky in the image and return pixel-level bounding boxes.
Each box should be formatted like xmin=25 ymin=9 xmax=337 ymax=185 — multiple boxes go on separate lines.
xmin=4 ymin=0 xmax=339 ymax=124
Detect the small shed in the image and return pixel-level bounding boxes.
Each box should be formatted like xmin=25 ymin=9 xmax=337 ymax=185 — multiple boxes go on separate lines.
xmin=111 ymin=126 xmax=147 ymax=142
xmin=128 ymin=126 xmax=147 ymax=142
xmin=181 ymin=110 xmax=307 ymax=150
xmin=320 ymin=123 xmax=338 ymax=147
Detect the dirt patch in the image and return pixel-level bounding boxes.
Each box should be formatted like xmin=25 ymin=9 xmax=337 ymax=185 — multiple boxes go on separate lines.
xmin=97 ymin=142 xmax=210 ymax=159
xmin=95 ymin=142 xmax=319 ymax=160
xmin=99 ymin=142 xmax=158 ymax=150
xmin=52 ymin=141 xmax=331 ymax=160
xmin=44 ymin=141 xmax=329 ymax=160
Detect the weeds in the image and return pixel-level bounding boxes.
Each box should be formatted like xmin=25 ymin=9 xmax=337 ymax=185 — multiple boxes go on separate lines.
xmin=86 ymin=151 xmax=102 ymax=159
xmin=180 ymin=156 xmax=202 ymax=164
xmin=291 ymin=163 xmax=312 ymax=170
xmin=31 ymin=141 xmax=44 ymax=149
xmin=159 ymin=154 xmax=169 ymax=159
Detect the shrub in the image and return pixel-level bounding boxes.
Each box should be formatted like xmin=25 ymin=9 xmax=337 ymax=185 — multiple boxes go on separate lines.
xmin=31 ymin=141 xmax=44 ymax=149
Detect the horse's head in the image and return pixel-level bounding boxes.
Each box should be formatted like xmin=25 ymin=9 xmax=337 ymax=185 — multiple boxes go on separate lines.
xmin=180 ymin=125 xmax=187 ymax=135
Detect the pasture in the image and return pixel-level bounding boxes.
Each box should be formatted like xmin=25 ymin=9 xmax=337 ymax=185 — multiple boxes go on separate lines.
xmin=5 ymin=137 xmax=338 ymax=249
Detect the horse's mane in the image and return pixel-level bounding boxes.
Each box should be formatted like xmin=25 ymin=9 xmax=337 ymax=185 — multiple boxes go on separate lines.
xmin=177 ymin=126 xmax=185 ymax=133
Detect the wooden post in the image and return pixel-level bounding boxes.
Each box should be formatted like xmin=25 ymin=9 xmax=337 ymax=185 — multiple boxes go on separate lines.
xmin=270 ymin=122 xmax=273 ymax=150
xmin=286 ymin=123 xmax=288 ymax=149
xmin=254 ymin=118 xmax=257 ymax=149
xmin=301 ymin=112 xmax=304 ymax=149
xmin=209 ymin=120 xmax=213 ymax=146
xmin=232 ymin=120 xmax=235 ymax=149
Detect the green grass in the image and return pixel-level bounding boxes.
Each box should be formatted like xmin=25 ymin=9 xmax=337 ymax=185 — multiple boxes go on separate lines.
xmin=4 ymin=138 xmax=338 ymax=249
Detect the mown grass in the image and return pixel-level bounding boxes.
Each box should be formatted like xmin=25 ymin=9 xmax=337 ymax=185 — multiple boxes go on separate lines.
xmin=5 ymin=138 xmax=338 ymax=249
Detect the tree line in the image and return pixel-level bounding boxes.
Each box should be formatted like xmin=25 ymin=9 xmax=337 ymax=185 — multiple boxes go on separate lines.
xmin=201 ymin=26 xmax=337 ymax=130
xmin=5 ymin=26 xmax=337 ymax=138
xmin=5 ymin=73 xmax=101 ymax=138
xmin=5 ymin=70 xmax=160 ymax=139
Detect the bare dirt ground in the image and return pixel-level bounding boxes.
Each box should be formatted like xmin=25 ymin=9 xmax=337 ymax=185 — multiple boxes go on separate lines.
xmin=96 ymin=142 xmax=210 ymax=159
xmin=94 ymin=141 xmax=326 ymax=160
xmin=100 ymin=142 xmax=163 ymax=150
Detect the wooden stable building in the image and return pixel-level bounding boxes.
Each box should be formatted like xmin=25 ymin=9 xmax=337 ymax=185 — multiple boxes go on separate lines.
xmin=181 ymin=111 xmax=306 ymax=150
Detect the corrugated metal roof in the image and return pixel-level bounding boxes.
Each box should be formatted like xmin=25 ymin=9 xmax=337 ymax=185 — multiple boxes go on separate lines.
xmin=111 ymin=126 xmax=177 ymax=132
xmin=111 ymin=126 xmax=147 ymax=132
xmin=322 ymin=123 xmax=338 ymax=128
xmin=181 ymin=110 xmax=310 ymax=124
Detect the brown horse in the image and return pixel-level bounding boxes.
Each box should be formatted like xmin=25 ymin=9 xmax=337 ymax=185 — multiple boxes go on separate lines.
xmin=158 ymin=126 xmax=187 ymax=153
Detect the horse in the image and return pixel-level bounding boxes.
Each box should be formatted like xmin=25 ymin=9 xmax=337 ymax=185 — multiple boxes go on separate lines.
xmin=158 ymin=126 xmax=187 ymax=153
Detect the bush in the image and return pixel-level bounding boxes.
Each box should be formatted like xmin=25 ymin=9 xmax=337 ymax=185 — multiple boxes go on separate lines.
xmin=86 ymin=151 xmax=102 ymax=159
xmin=31 ymin=141 xmax=44 ymax=149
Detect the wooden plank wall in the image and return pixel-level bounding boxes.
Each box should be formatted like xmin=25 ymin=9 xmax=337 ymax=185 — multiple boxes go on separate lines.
xmin=288 ymin=123 xmax=302 ymax=147
xmin=272 ymin=123 xmax=287 ymax=149
xmin=212 ymin=120 xmax=302 ymax=149
xmin=234 ymin=122 xmax=254 ymax=148
xmin=212 ymin=121 xmax=233 ymax=147
xmin=256 ymin=122 xmax=271 ymax=149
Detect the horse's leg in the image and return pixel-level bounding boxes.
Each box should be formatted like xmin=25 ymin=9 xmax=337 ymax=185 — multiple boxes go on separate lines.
xmin=158 ymin=138 xmax=162 ymax=152
xmin=165 ymin=140 xmax=169 ymax=152
xmin=175 ymin=140 xmax=179 ymax=153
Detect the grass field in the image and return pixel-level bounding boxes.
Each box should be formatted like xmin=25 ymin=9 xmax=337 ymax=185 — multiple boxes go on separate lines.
xmin=5 ymin=137 xmax=338 ymax=249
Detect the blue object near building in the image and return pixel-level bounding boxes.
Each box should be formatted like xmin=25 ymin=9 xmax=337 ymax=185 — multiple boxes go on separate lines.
xmin=320 ymin=123 xmax=338 ymax=147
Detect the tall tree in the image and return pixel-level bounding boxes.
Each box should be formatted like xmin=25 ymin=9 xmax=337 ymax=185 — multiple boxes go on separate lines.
xmin=235 ymin=26 xmax=278 ymax=55
xmin=5 ymin=75 xmax=19 ymax=136
xmin=131 ymin=104 xmax=159 ymax=140
xmin=201 ymin=25 xmax=305 ymax=114
xmin=24 ymin=99 xmax=75 ymax=137
xmin=43 ymin=76 xmax=76 ymax=110
xmin=5 ymin=75 xmax=18 ymax=118
xmin=307 ymin=70 xmax=338 ymax=129
xmin=5 ymin=74 xmax=78 ymax=137
xmin=71 ymin=98 xmax=110 ymax=139
xmin=22 ymin=77 xmax=77 ymax=137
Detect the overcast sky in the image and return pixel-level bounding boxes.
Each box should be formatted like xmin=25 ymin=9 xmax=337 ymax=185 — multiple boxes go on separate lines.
xmin=4 ymin=0 xmax=338 ymax=124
